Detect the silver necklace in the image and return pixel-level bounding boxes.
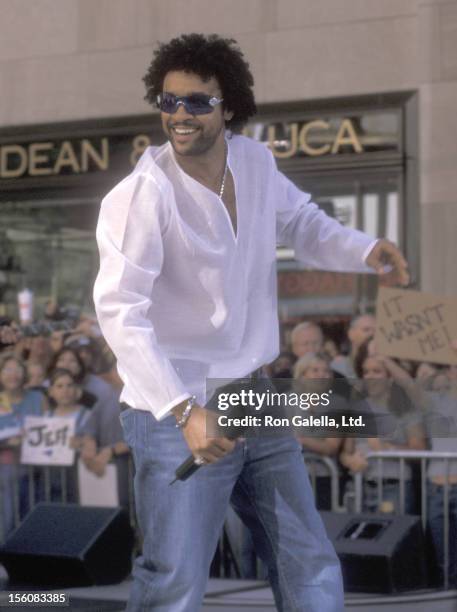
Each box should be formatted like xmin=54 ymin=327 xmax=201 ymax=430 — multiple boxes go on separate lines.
xmin=218 ymin=145 xmax=228 ymax=199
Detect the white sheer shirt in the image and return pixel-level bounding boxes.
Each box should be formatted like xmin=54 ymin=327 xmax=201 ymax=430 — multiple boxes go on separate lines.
xmin=93 ymin=134 xmax=377 ymax=420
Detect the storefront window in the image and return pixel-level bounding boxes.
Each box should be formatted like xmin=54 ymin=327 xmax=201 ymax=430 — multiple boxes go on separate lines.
xmin=274 ymin=166 xmax=403 ymax=352
xmin=0 ymin=199 xmax=98 ymax=319
xmin=0 ymin=97 xmax=414 ymax=333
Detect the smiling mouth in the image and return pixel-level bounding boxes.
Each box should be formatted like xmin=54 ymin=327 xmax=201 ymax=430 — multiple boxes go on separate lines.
xmin=170 ymin=125 xmax=199 ymax=136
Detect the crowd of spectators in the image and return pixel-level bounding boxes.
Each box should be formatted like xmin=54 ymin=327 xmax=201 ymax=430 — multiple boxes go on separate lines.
xmin=0 ymin=308 xmax=129 ymax=542
xmin=1 ymin=308 xmax=456 ymax=587
xmin=267 ymin=314 xmax=457 ymax=587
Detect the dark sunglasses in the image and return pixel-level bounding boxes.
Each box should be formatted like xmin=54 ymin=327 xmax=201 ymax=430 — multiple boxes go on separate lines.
xmin=156 ymin=92 xmax=224 ymax=115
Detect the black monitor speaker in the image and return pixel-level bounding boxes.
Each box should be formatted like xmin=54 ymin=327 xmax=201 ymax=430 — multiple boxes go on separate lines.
xmin=320 ymin=511 xmax=427 ymax=593
xmin=0 ymin=503 xmax=134 ymax=588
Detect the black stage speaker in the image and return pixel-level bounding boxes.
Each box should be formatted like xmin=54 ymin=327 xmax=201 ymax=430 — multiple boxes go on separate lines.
xmin=320 ymin=511 xmax=427 ymax=593
xmin=0 ymin=503 xmax=134 ymax=587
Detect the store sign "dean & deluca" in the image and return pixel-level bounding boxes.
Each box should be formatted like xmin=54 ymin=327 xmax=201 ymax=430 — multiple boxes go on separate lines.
xmin=0 ymin=117 xmax=366 ymax=180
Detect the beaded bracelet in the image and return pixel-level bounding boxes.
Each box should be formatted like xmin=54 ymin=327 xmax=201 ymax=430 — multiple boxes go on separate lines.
xmin=175 ymin=395 xmax=197 ymax=428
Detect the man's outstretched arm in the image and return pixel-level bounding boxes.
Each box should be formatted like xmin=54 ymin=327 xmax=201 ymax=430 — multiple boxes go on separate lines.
xmin=273 ymin=159 xmax=409 ymax=284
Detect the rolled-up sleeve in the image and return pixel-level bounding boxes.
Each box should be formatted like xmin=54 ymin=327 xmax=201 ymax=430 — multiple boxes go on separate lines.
xmin=93 ymin=172 xmax=189 ymax=420
xmin=274 ymin=161 xmax=377 ymax=273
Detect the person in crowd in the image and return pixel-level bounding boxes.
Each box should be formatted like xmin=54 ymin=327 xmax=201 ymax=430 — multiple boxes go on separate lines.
xmin=0 ymin=355 xmax=47 ymax=423
xmin=47 ymin=368 xmax=90 ymax=434
xmin=0 ymin=320 xmax=20 ymax=351
xmin=72 ymin=338 xmax=99 ymax=373
xmin=61 ymin=343 xmax=120 ymax=406
xmin=340 ymin=343 xmax=426 ymax=514
xmin=70 ymin=316 xmax=124 ymax=391
xmin=79 ymin=399 xmax=130 ymax=511
xmin=418 ymin=368 xmax=457 ymax=586
xmin=48 ymin=347 xmax=98 ymax=410
xmin=49 ymin=346 xmax=124 ymax=509
xmin=0 ymin=354 xmax=47 ymax=539
xmin=11 ymin=334 xmax=51 ymax=371
xmin=292 ymin=352 xmax=348 ymax=510
xmin=331 ymin=314 xmax=376 ymax=378
xmin=290 ymin=321 xmax=352 ymax=397
xmin=48 ymin=330 xmax=67 ymax=356
xmin=416 ymin=361 xmax=441 ymax=391
xmin=323 ymin=338 xmax=340 ymax=361
xmin=68 ymin=336 xmax=122 ymax=394
xmin=268 ymin=351 xmax=296 ymax=379
xmin=27 ymin=335 xmax=53 ymax=372
xmin=26 ymin=360 xmax=48 ymax=394
xmin=43 ymin=368 xmax=90 ymax=503
xmin=290 ymin=321 xmax=324 ymax=359
xmin=50 ymin=345 xmax=121 ymax=410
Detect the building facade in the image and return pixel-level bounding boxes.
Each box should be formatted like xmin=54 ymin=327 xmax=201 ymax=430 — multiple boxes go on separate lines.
xmin=0 ymin=0 xmax=456 ymax=335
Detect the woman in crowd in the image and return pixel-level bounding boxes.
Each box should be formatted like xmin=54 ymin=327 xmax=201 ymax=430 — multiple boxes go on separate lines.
xmin=65 ymin=316 xmax=123 ymax=392
xmin=0 ymin=354 xmax=47 ymax=540
xmin=78 ymin=400 xmax=130 ymax=510
xmin=49 ymin=346 xmax=126 ymax=507
xmin=293 ymin=352 xmax=346 ymax=511
xmin=43 ymin=368 xmax=90 ymax=503
xmin=50 ymin=346 xmax=119 ymax=408
xmin=48 ymin=348 xmax=98 ymax=410
xmin=26 ymin=360 xmax=48 ymax=394
xmin=340 ymin=341 xmax=426 ymax=514
xmin=47 ymin=368 xmax=89 ymax=425
xmin=421 ymin=369 xmax=457 ymax=587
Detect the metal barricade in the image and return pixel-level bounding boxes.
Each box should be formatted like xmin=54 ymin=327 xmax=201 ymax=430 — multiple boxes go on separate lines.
xmin=352 ymin=450 xmax=457 ymax=590
xmin=303 ymin=452 xmax=344 ymax=512
xmin=0 ymin=456 xmax=137 ymax=546
xmin=4 ymin=450 xmax=454 ymax=590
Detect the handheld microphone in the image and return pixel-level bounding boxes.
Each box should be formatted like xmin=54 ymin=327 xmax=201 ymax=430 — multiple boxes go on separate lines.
xmin=169 ymin=431 xmax=241 ymax=485
xmin=169 ymin=373 xmax=268 ymax=485
xmin=169 ymin=455 xmax=202 ymax=485
xmin=169 ymin=431 xmax=243 ymax=485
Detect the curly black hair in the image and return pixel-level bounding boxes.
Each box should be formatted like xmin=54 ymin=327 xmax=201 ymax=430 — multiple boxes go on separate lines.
xmin=143 ymin=33 xmax=257 ymax=133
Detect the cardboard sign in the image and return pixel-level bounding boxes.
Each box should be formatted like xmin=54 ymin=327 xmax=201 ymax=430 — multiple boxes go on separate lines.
xmin=375 ymin=287 xmax=457 ymax=365
xmin=20 ymin=416 xmax=76 ymax=466
xmin=77 ymin=458 xmax=119 ymax=507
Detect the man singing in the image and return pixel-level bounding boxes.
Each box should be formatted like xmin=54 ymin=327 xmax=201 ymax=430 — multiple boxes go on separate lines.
xmin=93 ymin=33 xmax=409 ymax=611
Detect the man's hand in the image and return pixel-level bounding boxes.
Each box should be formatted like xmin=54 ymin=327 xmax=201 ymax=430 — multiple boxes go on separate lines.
xmin=172 ymin=401 xmax=236 ymax=464
xmin=365 ymin=239 xmax=409 ymax=286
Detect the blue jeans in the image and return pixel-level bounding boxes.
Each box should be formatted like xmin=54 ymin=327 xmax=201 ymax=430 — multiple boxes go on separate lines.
xmin=120 ymin=408 xmax=343 ymax=612
xmin=427 ymin=483 xmax=457 ymax=587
